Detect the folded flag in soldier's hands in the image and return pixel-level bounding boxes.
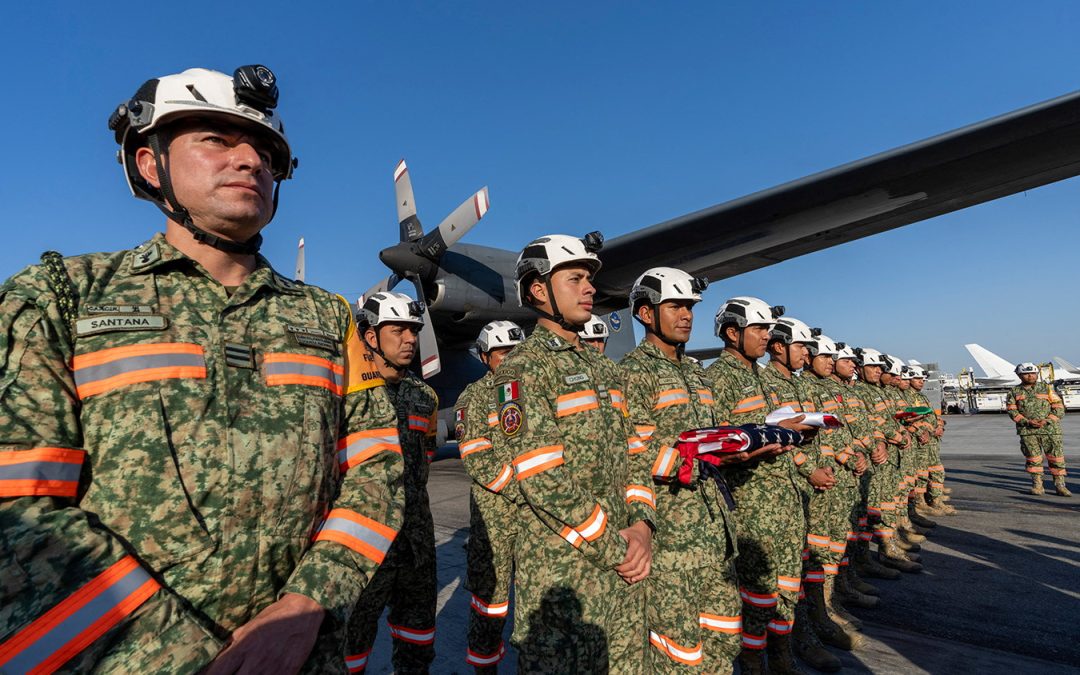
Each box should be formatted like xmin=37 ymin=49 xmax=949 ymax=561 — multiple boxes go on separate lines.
xmin=765 ymin=405 xmax=843 ymax=428
xmin=674 ymin=424 xmax=804 ymax=486
xmin=893 ymin=406 xmax=934 ymax=421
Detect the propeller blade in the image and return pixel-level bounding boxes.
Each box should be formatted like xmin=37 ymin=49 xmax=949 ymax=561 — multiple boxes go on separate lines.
xmin=362 ymin=274 xmax=400 ymax=301
xmin=394 ymin=159 xmax=423 ymax=242
xmin=409 ymin=277 xmax=441 ymax=379
xmin=294 ymin=237 xmax=305 ymax=282
xmin=416 ymin=187 xmax=490 ymax=260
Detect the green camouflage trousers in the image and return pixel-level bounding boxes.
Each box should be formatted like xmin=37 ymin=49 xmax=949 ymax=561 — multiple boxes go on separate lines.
xmin=511 ymin=519 xmax=646 ymax=675
xmin=868 ymin=448 xmax=900 ymax=540
xmin=805 ymin=469 xmax=859 ymax=582
xmin=346 ymin=518 xmax=437 ymax=674
xmin=730 ymin=481 xmax=804 ymax=651
xmin=926 ymin=441 xmax=946 ymax=499
xmin=645 ymin=561 xmax=741 ymax=673
xmin=465 ymin=485 xmax=517 ymax=671
xmin=1021 ymin=434 xmax=1068 ymax=477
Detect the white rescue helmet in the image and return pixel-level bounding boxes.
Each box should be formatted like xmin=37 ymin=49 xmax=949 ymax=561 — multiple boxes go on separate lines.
xmin=578 ymin=315 xmax=610 ymax=341
xmin=909 ymin=365 xmax=928 ymax=379
xmin=1015 ymin=362 xmax=1039 ymax=375
xmin=856 ymin=347 xmax=889 ymax=368
xmin=477 ymin=320 xmax=525 ymax=353
xmin=714 ymin=297 xmax=784 ymax=336
xmin=900 ymin=367 xmax=916 ymax=380
xmin=770 ymin=317 xmax=816 ymax=345
xmin=884 ymin=354 xmax=905 ymax=377
xmin=110 ymin=66 xmax=295 ymax=202
xmin=808 ymin=333 xmax=841 ymax=358
xmin=833 ymin=343 xmax=858 ymax=361
xmin=515 ymin=232 xmax=603 ymax=306
xmin=359 ymin=292 xmax=425 ymax=328
xmin=629 ymin=267 xmax=707 ymax=310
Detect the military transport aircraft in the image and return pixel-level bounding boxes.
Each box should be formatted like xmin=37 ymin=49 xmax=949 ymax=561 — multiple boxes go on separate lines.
xmin=325 ymin=90 xmax=1080 ymax=441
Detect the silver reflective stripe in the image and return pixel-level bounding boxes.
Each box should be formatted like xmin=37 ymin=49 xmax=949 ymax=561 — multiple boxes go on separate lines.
xmin=265 ymin=361 xmax=345 ymax=388
xmin=0 ymin=459 xmax=81 ymax=483
xmin=74 ymin=353 xmax=205 ymax=387
xmin=3 ymin=564 xmax=153 ymax=673
xmin=337 ymin=433 xmax=398 ymax=467
xmin=320 ymin=516 xmax=393 ymax=555
xmin=556 ymin=391 xmax=598 ymax=414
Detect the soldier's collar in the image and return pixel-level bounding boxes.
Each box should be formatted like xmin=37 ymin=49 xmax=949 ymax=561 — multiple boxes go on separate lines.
xmin=534 ymin=325 xmax=575 ymax=352
xmin=638 ymin=338 xmax=681 ymax=363
xmin=720 ymin=349 xmax=755 ymax=371
xmin=129 ymin=233 xmax=303 ymax=295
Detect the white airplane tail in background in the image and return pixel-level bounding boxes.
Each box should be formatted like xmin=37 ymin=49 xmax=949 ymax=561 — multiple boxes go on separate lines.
xmin=964 ymin=344 xmax=1017 ymax=380
xmin=1054 ymin=356 xmax=1080 ymax=375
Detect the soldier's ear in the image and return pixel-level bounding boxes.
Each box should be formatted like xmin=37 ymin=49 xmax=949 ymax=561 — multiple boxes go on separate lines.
xmin=135 ymin=146 xmax=161 ymax=188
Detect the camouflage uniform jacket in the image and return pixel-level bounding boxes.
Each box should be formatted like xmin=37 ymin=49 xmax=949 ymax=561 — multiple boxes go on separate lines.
xmin=490 ymin=326 xmax=655 ymax=570
xmin=1006 ymin=383 xmax=1065 ymax=436
xmin=619 ymin=339 xmax=736 ymax=573
xmin=803 ymin=375 xmax=860 ymax=473
xmin=758 ymin=362 xmax=817 ymax=478
xmin=910 ymin=391 xmax=940 ymax=435
xmin=455 ymin=370 xmax=519 ymax=501
xmin=385 ymin=372 xmax=438 ymax=557
xmin=854 ymin=380 xmax=905 ymax=446
xmin=0 ymin=234 xmax=403 ymax=667
xmin=704 ymin=350 xmax=801 ymax=492
xmin=829 ymin=376 xmax=876 ymax=454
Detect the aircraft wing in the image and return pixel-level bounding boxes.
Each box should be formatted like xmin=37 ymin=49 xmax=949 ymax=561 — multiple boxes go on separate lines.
xmin=1054 ymin=356 xmax=1080 ymax=374
xmin=591 ymin=90 xmax=1080 ymax=307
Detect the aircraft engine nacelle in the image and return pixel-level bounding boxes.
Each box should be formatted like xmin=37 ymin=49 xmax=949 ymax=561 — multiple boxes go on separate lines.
xmin=426 ymin=245 xmax=535 ymax=324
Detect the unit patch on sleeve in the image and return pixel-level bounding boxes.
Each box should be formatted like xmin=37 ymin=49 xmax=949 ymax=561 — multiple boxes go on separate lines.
xmin=499 ymin=401 xmax=524 ymax=437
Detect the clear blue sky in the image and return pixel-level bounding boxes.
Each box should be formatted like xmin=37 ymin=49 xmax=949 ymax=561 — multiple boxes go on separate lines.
xmin=2 ymin=2 xmax=1078 ymax=374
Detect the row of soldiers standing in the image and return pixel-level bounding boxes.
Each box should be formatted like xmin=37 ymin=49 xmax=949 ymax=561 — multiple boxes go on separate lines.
xmin=378 ymin=232 xmax=957 ymax=675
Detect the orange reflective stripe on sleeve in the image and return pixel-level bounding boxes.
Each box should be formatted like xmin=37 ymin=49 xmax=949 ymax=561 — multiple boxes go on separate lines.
xmin=696 ymin=389 xmax=715 ymax=405
xmin=337 ymin=428 xmax=401 ymax=473
xmin=486 ymin=411 xmax=498 ymax=427
xmin=265 ymin=352 xmax=344 ymax=395
xmin=513 ymin=445 xmax=565 ymax=480
xmin=0 ymin=448 xmax=85 ymax=498
xmin=575 ymin=504 xmax=608 ymax=542
xmin=408 ymin=415 xmax=431 ymax=433
xmin=73 ymin=342 xmax=206 ymax=398
xmin=700 ymin=613 xmax=741 ymax=634
xmin=635 ymin=424 xmax=656 ymax=442
xmin=653 ymin=388 xmax=691 ymax=410
xmin=626 ymin=485 xmax=656 ymax=509
xmin=649 ymin=632 xmax=703 ymax=666
xmin=732 ymin=395 xmax=766 ymax=414
xmin=609 ymin=389 xmax=628 ymax=415
xmin=555 ymin=390 xmax=599 ymax=417
xmin=626 ymin=435 xmax=647 ymax=455
xmin=0 ymin=555 xmax=160 ymax=674
xmin=459 ymin=437 xmax=493 ymax=458
xmin=651 ymin=446 xmax=679 ymax=478
xmin=485 ymin=465 xmax=514 ymax=493
xmin=313 ymin=509 xmax=398 ymax=564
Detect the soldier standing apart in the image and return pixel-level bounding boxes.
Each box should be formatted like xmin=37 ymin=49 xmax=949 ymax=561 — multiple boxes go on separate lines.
xmin=347 ymin=293 xmax=439 ymax=674
xmin=704 ymin=298 xmax=813 ymax=675
xmin=1006 ymin=363 xmax=1070 ymax=496
xmin=455 ymin=321 xmax=526 ymax=672
xmin=490 ymin=233 xmax=654 ymax=674
xmin=908 ymin=366 xmax=955 ymax=515
xmin=579 ymin=314 xmax=611 ymax=354
xmin=620 ymin=268 xmax=743 ymax=673
xmin=0 ymin=66 xmax=404 ymax=674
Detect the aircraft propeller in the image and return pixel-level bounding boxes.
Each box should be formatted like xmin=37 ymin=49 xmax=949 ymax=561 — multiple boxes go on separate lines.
xmin=294 ymin=237 xmax=305 ymax=282
xmin=364 ymin=159 xmax=490 ymax=379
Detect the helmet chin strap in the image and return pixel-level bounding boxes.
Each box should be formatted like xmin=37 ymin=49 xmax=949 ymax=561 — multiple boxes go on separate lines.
xmin=365 ymin=330 xmax=408 ymax=373
xmin=148 ymin=133 xmax=274 ymax=255
xmin=527 ymin=278 xmax=586 ymax=332
xmin=648 ymin=305 xmax=685 ymax=356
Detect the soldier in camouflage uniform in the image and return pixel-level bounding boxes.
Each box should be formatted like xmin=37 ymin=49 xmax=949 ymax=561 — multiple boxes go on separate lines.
xmin=490 ymin=233 xmax=655 ymax=674
xmin=704 ymin=297 xmax=814 ymax=675
xmin=455 ymin=321 xmax=526 ymax=672
xmin=880 ymin=358 xmax=928 ymax=549
xmin=0 ymin=66 xmax=404 ymax=674
xmin=908 ymin=367 xmax=955 ymax=515
xmin=1006 ymin=363 xmax=1070 ymax=497
xmin=619 ymin=268 xmax=741 ymax=673
xmin=802 ymin=335 xmax=874 ymax=649
xmin=346 ymin=293 xmax=440 ymax=673
xmin=853 ymin=350 xmax=920 ymax=574
xmin=897 ymin=367 xmax=940 ymax=530
xmin=831 ymin=346 xmax=899 ymax=584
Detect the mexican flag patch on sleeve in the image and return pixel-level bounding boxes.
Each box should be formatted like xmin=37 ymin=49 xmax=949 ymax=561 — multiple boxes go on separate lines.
xmin=499 ymin=381 xmax=521 ymax=403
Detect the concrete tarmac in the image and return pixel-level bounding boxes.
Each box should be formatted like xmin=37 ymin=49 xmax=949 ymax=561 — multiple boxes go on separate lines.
xmin=363 ymin=415 xmax=1080 ymax=674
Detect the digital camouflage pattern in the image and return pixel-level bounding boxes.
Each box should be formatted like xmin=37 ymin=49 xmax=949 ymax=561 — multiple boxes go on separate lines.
xmin=1006 ymin=383 xmax=1067 ymax=477
xmin=910 ymin=390 xmax=947 ymax=499
xmin=490 ymin=325 xmax=651 ymax=674
xmin=758 ymin=363 xmax=817 ymax=482
xmin=834 ymin=375 xmax=877 ymax=545
xmin=854 ymin=379 xmax=905 ymax=540
xmin=0 ymin=234 xmax=404 ymax=674
xmin=456 ymin=371 xmax=519 ymax=671
xmin=704 ymin=351 xmax=804 ymax=654
xmin=620 ymin=339 xmax=740 ymax=673
xmin=346 ymin=372 xmax=438 ymax=673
